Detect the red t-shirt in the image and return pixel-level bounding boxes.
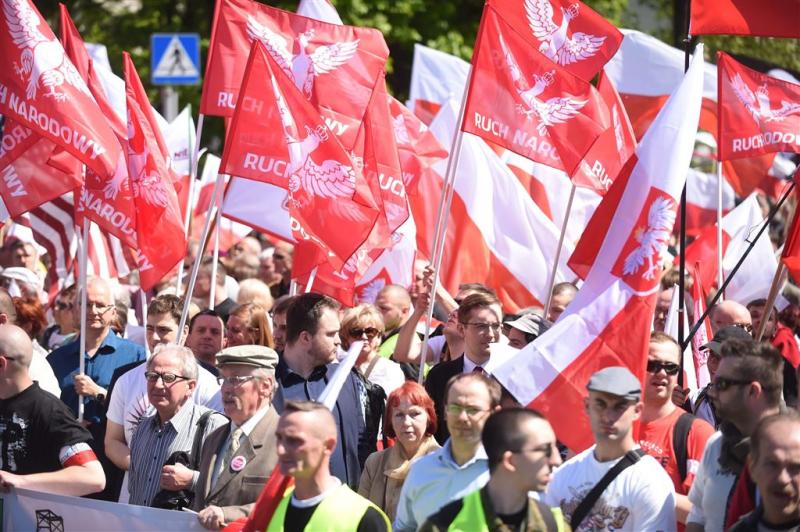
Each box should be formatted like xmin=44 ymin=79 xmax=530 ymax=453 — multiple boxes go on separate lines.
xmin=639 ymin=408 xmax=716 ymax=494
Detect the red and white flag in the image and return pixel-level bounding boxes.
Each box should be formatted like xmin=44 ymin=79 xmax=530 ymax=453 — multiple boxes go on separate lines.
xmin=296 ymin=0 xmax=342 ymax=24
xmin=488 ymin=0 xmax=623 ymax=82
xmin=681 ymin=167 xmax=736 ymax=237
xmin=682 ymin=194 xmax=779 ymax=305
xmin=123 ymin=53 xmax=186 ymax=290
xmin=463 ymin=4 xmax=609 ymax=175
xmin=0 ymin=0 xmax=124 ymax=197
xmin=690 ymin=263 xmax=713 ymax=389
xmin=494 ymin=46 xmax=705 ymax=452
xmin=781 ymin=168 xmax=800 ymax=284
xmin=408 ymin=44 xmax=470 ymax=124
xmin=690 ymin=0 xmax=800 ymax=38
xmin=201 ymin=0 xmax=388 ymax=150
xmin=220 ymin=41 xmax=379 ymax=269
xmin=605 ymin=29 xmax=775 ymax=198
xmin=718 ymin=52 xmax=800 ymax=161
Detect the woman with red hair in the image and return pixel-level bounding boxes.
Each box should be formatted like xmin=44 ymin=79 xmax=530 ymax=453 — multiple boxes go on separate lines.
xmin=358 ymin=381 xmax=440 ymax=520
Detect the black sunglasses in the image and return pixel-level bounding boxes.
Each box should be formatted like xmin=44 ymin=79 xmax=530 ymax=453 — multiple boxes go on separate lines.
xmin=646 ymin=360 xmax=681 ymax=376
xmin=348 ymin=327 xmax=380 ymax=339
xmin=710 ymin=376 xmax=752 ymax=392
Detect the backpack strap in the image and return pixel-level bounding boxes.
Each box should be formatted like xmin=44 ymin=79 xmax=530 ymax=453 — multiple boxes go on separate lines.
xmin=673 ymin=412 xmax=696 ymax=484
xmin=569 ymin=449 xmax=645 ymax=530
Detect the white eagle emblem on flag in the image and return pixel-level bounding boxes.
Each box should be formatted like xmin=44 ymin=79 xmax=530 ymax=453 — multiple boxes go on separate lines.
xmin=729 ymin=73 xmax=800 ymax=124
xmin=4 ymin=0 xmax=90 ymax=101
xmin=525 ymin=0 xmax=606 ymax=67
xmin=622 ymin=196 xmax=676 ymax=281
xmin=503 ymin=39 xmax=587 ymax=136
xmin=246 ymin=17 xmax=359 ymax=100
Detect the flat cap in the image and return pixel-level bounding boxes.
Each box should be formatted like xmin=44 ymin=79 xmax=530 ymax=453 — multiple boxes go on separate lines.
xmin=702 ymin=325 xmax=753 ymax=356
xmin=504 ymin=312 xmax=552 ymax=337
xmin=586 ymin=366 xmax=641 ymax=401
xmin=216 ymin=345 xmax=279 ymax=370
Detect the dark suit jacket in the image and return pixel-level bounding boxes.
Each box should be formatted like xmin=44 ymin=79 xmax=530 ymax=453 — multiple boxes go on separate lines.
xmin=192 ymin=408 xmax=280 ymax=522
xmin=424 ymin=355 xmax=464 ymax=444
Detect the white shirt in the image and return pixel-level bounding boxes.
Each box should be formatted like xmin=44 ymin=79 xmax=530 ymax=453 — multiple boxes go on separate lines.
xmin=29 ymin=339 xmax=60 ymax=397
xmin=211 ymin=405 xmax=270 ymax=487
xmin=358 ymin=356 xmax=405 ymax=397
xmin=687 ymin=431 xmax=737 ymax=532
xmin=544 ymin=445 xmax=677 ymax=532
xmin=394 ymin=441 xmax=490 ymax=531
xmin=461 ymin=343 xmax=517 ymax=374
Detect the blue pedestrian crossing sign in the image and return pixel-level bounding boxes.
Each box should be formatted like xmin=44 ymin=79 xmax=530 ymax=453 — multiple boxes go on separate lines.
xmin=151 ymin=33 xmax=201 ymax=85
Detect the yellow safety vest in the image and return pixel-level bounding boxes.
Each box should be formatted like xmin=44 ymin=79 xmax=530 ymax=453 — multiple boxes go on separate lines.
xmin=448 ymin=489 xmax=568 ymax=532
xmin=266 ymin=483 xmax=390 ymax=532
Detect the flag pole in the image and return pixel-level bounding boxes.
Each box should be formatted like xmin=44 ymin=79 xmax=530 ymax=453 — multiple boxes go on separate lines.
xmin=678 ymin=1 xmax=694 ymax=388
xmin=418 ymin=67 xmax=474 ymax=385
xmin=176 ymin=172 xmax=224 ymax=343
xmin=304 ymin=267 xmax=318 ymax=293
xmin=209 ymin=184 xmax=223 ymax=310
xmin=682 ymin=181 xmax=796 ymax=350
xmin=755 ymin=263 xmax=787 ymax=342
xmin=543 ymin=183 xmax=576 ymax=320
xmin=175 ymin=108 xmax=202 ymax=297
xmin=716 ymin=161 xmax=724 ymax=290
xmin=77 ymin=217 xmax=89 ymax=422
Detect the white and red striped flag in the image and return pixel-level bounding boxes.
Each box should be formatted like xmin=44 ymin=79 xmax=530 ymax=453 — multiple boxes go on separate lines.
xmin=494 ymin=45 xmax=705 ymax=452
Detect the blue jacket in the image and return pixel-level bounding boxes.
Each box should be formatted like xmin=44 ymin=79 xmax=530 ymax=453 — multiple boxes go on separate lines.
xmin=273 ymin=361 xmax=366 ymax=489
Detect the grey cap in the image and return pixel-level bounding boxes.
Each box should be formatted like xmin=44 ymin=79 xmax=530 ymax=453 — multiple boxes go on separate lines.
xmin=216 ymin=345 xmax=279 ymax=370
xmin=702 ymin=325 xmax=753 ymax=356
xmin=586 ymin=366 xmax=641 ymax=401
xmin=504 ymin=313 xmax=552 ymax=337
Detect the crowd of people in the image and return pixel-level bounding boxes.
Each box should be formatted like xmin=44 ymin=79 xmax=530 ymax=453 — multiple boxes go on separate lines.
xmin=0 ymin=232 xmax=798 ymax=532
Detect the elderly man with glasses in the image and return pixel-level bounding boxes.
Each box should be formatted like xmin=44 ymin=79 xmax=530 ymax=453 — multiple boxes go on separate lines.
xmin=127 ymin=345 xmax=227 ymax=508
xmin=192 ymin=345 xmax=280 ymax=530
xmin=394 ymin=372 xmax=502 ymax=531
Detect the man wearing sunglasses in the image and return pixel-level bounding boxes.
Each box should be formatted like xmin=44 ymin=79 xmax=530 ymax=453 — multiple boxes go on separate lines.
xmin=639 ymin=332 xmax=715 ymax=528
xmin=687 ymin=340 xmax=784 ymax=532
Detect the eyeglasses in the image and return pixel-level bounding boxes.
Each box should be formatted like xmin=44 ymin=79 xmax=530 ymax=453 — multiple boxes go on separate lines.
xmin=54 ymin=301 xmax=73 ymax=310
xmin=710 ymin=376 xmax=752 ymax=392
xmin=217 ymin=375 xmax=259 ymax=387
xmin=144 ymin=371 xmax=191 ymax=384
xmin=646 ymin=360 xmax=681 ymax=376
xmin=731 ymin=322 xmax=753 ymax=333
xmin=87 ymin=302 xmax=114 ymax=312
xmin=445 ymin=404 xmax=489 ymax=417
xmin=463 ymin=322 xmax=501 ymax=333
xmin=348 ymin=327 xmax=380 ymax=339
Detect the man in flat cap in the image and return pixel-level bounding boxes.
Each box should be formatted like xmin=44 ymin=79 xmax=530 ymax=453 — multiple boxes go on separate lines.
xmin=504 ymin=312 xmax=551 ymax=350
xmin=544 ymin=366 xmax=676 ymax=531
xmin=194 ymin=345 xmax=280 ymax=530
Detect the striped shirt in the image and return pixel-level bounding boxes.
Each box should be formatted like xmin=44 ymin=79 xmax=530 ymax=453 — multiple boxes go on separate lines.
xmin=128 ymin=401 xmax=227 ymax=507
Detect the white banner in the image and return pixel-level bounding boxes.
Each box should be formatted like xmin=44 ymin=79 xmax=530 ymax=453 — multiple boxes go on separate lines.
xmin=1 ymin=488 xmax=205 ymax=531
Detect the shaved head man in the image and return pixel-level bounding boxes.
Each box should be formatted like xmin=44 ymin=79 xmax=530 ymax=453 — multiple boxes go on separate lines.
xmin=375 ymin=285 xmax=413 ymax=332
xmin=268 ymin=401 xmax=390 ymax=531
xmin=0 ymin=324 xmax=105 ymax=496
xmin=710 ymin=300 xmax=752 ymax=334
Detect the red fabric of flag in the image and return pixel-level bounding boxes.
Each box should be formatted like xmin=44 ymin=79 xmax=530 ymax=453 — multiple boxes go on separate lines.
xmin=690 ymin=0 xmax=800 ymax=38
xmin=201 ymin=0 xmax=388 ymax=151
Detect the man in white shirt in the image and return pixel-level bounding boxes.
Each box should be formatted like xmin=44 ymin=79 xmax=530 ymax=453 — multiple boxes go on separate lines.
xmin=105 ymin=295 xmax=222 ymax=502
xmin=394 ymin=372 xmax=502 ymax=531
xmin=544 ymin=366 xmax=676 ymax=531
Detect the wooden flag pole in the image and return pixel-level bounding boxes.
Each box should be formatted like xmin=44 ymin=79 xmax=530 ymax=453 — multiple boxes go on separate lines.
xmin=755 ymin=263 xmax=787 ymax=342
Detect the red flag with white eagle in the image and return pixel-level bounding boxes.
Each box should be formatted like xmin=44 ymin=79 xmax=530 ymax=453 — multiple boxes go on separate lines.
xmin=690 ymin=0 xmax=800 ymax=38
xmin=463 ymin=4 xmax=609 ymax=176
xmin=388 ymin=96 xmax=448 ymax=194
xmin=718 ymin=52 xmax=800 ymax=161
xmin=123 ymin=53 xmax=185 ymax=290
xmin=201 ymin=0 xmax=388 ymax=151
xmin=0 ymin=0 xmax=125 ymax=199
xmin=220 ymin=41 xmax=379 ymax=269
xmin=570 ymin=70 xmax=636 ymax=194
xmin=494 ymin=45 xmax=705 ymax=452
xmin=488 ymin=0 xmax=623 ymax=82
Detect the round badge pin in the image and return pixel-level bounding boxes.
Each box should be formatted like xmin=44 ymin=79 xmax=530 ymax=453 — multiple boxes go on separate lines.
xmin=230 ymin=455 xmax=246 ymax=472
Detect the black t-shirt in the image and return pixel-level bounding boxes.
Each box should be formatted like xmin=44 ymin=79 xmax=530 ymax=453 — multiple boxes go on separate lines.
xmin=0 ymin=382 xmax=93 ymax=474
xmin=498 ymin=506 xmax=527 ymax=529
xmin=284 ymin=500 xmax=388 ymax=532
